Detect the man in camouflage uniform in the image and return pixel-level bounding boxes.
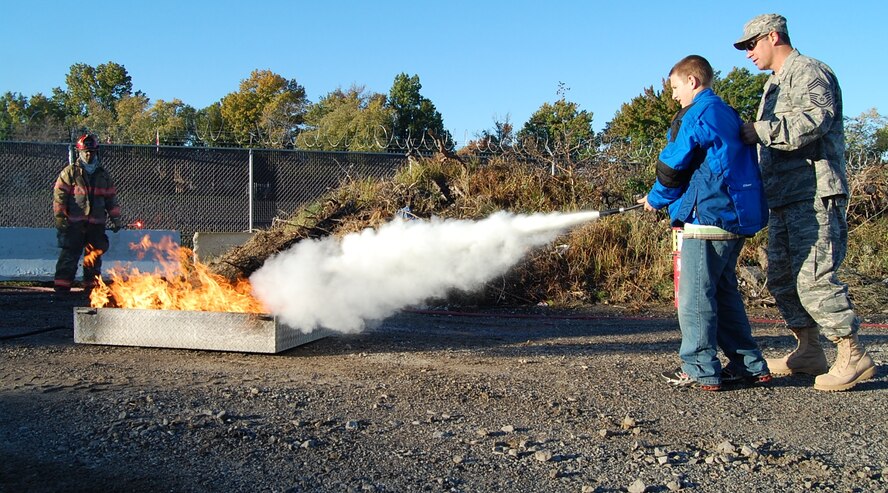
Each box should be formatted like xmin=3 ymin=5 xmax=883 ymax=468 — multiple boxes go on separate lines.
xmin=734 ymin=14 xmax=875 ymax=391
xmin=53 ymin=134 xmax=124 ymax=293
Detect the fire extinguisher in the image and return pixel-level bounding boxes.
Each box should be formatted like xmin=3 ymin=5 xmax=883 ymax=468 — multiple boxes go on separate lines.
xmin=672 ymin=227 xmax=683 ymax=308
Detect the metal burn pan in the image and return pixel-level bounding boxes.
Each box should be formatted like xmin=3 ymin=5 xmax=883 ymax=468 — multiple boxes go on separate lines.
xmin=74 ymin=307 xmax=330 ymax=354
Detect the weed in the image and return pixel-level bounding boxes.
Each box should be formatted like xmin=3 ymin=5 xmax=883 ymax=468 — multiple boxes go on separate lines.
xmin=218 ymin=156 xmax=888 ymax=313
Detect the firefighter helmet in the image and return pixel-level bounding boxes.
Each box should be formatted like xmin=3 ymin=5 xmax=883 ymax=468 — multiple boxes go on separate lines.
xmin=75 ymin=134 xmax=99 ymax=151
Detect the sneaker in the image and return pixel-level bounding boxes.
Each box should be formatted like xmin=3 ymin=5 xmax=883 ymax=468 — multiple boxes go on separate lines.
xmin=660 ymin=368 xmax=721 ymax=391
xmin=721 ymin=367 xmax=773 ymax=385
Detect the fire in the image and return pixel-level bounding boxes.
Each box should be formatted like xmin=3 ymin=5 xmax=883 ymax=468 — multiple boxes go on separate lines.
xmin=89 ymin=235 xmax=266 ymax=313
xmin=83 ymin=244 xmax=104 ymax=268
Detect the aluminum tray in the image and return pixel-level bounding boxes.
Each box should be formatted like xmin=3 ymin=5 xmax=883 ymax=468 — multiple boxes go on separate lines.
xmin=74 ymin=307 xmax=330 ymax=354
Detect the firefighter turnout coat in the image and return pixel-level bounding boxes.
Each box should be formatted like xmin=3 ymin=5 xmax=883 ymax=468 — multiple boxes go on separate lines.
xmin=52 ymin=159 xmax=121 ymax=227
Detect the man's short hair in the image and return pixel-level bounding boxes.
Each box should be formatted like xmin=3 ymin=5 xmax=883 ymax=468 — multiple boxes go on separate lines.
xmin=776 ymin=31 xmax=792 ymax=46
xmin=669 ymin=55 xmax=713 ymax=87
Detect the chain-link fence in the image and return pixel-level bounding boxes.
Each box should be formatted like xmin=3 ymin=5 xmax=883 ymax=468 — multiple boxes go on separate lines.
xmin=0 ymin=142 xmax=407 ymax=246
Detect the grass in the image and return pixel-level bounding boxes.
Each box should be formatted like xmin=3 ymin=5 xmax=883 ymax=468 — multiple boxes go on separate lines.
xmin=253 ymin=154 xmax=888 ymax=314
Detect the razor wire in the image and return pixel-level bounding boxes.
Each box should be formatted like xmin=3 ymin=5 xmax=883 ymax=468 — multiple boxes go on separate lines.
xmin=2 ymin=138 xmax=882 ymax=247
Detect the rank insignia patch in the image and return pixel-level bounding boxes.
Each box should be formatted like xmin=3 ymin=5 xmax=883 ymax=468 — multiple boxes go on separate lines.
xmin=808 ymin=78 xmax=833 ymax=108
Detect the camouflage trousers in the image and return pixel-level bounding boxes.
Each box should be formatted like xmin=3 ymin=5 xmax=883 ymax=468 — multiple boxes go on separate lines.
xmin=767 ymin=196 xmax=858 ymax=339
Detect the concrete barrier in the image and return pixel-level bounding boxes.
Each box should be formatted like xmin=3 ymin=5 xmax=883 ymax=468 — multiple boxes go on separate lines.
xmin=192 ymin=231 xmax=253 ymax=263
xmin=0 ymin=227 xmax=181 ymax=281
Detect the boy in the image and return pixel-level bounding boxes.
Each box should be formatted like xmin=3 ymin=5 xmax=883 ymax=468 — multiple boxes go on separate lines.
xmin=639 ymin=55 xmax=771 ymax=391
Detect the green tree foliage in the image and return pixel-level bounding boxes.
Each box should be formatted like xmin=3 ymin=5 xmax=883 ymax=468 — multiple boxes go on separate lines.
xmin=518 ymin=100 xmax=594 ymax=150
xmin=845 ymin=108 xmax=888 ymax=168
xmin=149 ymin=99 xmax=192 ymax=145
xmin=517 ymin=84 xmax=595 ymax=170
xmin=78 ymin=100 xmax=119 ymax=141
xmin=602 ymin=67 xmax=766 ymax=150
xmin=877 ymin=127 xmax=888 ymax=156
xmin=296 ymin=85 xmax=394 ymax=151
xmin=100 ymin=93 xmax=149 ymax=143
xmin=59 ymin=62 xmax=136 ymax=120
xmin=189 ymin=103 xmax=226 ymax=147
xmin=25 ymin=93 xmax=65 ymax=126
xmin=107 ymin=96 xmax=190 ymax=145
xmin=387 ymin=73 xmax=451 ymax=151
xmin=0 ymin=94 xmax=13 ymax=140
xmin=0 ymin=92 xmax=29 ymax=140
xmin=601 ymin=78 xmax=679 ymax=149
xmin=220 ymin=69 xmax=308 ymax=148
xmin=0 ymin=91 xmax=66 ymax=141
xmin=712 ymin=67 xmax=768 ymax=123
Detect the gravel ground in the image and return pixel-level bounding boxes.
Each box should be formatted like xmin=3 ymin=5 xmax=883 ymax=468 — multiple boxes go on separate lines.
xmin=1 ymin=286 xmax=887 ymax=493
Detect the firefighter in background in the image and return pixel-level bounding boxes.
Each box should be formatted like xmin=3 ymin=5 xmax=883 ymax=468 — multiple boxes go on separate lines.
xmin=53 ymin=133 xmax=124 ymax=293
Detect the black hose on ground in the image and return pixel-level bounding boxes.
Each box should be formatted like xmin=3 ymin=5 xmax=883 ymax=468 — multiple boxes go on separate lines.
xmin=0 ymin=326 xmax=70 ymax=341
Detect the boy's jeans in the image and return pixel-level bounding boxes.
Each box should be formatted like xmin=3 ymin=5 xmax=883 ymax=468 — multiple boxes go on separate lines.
xmin=677 ymin=237 xmax=768 ymax=385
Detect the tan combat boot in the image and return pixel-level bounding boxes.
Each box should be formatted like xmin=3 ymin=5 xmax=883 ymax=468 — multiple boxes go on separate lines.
xmin=766 ymin=326 xmax=829 ymax=376
xmin=814 ymin=334 xmax=877 ymax=392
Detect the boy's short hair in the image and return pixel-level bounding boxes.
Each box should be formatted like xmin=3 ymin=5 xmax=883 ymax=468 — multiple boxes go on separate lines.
xmin=669 ymin=55 xmax=714 ymax=87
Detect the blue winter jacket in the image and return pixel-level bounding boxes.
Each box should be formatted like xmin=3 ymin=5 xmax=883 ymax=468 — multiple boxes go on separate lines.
xmin=646 ymin=88 xmax=768 ymax=236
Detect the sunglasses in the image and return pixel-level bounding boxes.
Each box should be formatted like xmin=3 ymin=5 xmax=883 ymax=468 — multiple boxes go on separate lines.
xmin=744 ymin=33 xmax=769 ymax=51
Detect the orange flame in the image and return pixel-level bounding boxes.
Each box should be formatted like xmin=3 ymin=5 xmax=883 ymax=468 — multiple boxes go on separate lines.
xmin=89 ymin=235 xmax=265 ymax=313
xmin=83 ymin=244 xmax=104 ymax=268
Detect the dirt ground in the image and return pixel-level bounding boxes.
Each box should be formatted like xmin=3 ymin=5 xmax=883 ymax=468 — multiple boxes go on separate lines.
xmin=1 ymin=285 xmax=886 ymax=492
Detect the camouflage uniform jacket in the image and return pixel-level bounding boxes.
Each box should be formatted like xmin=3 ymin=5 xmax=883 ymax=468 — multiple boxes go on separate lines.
xmin=52 ymin=159 xmax=121 ymax=225
xmin=752 ymin=49 xmax=847 ymax=209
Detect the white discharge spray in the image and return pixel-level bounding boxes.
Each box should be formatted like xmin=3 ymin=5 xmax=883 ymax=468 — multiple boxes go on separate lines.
xmin=249 ymin=210 xmax=601 ymax=334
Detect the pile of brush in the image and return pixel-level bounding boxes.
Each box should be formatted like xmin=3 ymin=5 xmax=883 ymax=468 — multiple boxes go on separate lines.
xmin=207 ymin=156 xmax=888 ymax=312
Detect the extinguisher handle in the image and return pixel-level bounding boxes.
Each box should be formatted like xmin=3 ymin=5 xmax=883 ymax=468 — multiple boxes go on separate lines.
xmin=598 ymin=203 xmax=643 ymax=217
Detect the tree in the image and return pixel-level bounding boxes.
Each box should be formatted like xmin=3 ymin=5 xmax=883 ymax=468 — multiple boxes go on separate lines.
xmin=59 ymin=62 xmax=136 ymax=123
xmin=517 ymin=83 xmax=595 ymax=173
xmin=105 ymin=93 xmax=150 ymax=143
xmin=0 ymin=92 xmax=25 ymax=140
xmin=462 ymin=115 xmax=515 ymax=156
xmin=603 ymin=67 xmax=767 ymax=149
xmin=845 ymin=108 xmax=888 ymax=169
xmin=296 ymin=85 xmax=393 ymax=151
xmin=712 ymin=67 xmax=768 ymax=123
xmin=519 ymin=100 xmax=594 ymax=150
xmin=150 ymin=99 xmax=191 ymax=146
xmin=25 ymin=93 xmax=66 ymax=126
xmin=189 ymin=103 xmax=226 ymax=147
xmin=387 ymin=73 xmax=451 ymax=152
xmin=78 ymin=100 xmax=120 ymax=141
xmin=106 ymin=96 xmax=189 ymax=145
xmin=0 ymin=91 xmax=66 ymax=141
xmin=220 ymin=69 xmax=308 ymax=148
xmin=601 ymin=78 xmax=679 ymax=149
xmin=877 ymin=126 xmax=888 ymax=157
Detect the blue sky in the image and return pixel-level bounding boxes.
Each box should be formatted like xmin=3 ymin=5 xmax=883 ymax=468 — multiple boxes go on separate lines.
xmin=3 ymin=1 xmax=886 ymax=145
